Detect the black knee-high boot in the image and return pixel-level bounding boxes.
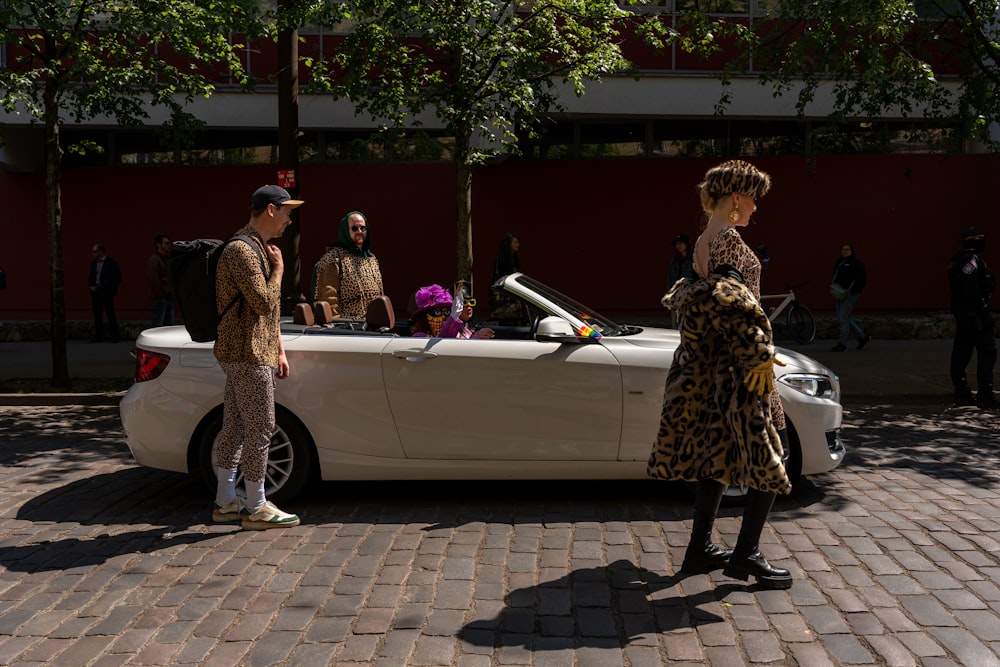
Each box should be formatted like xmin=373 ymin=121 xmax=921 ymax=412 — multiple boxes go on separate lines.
xmin=681 ymin=479 xmax=733 ymax=573
xmin=722 ymin=488 xmax=792 ymax=589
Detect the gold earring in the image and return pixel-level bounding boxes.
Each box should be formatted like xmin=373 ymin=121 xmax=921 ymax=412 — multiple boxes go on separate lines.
xmin=728 ymin=205 xmax=740 ymax=223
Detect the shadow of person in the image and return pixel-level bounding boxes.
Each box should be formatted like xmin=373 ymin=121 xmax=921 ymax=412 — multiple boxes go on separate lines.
xmin=4 ymin=467 xmax=230 ymax=573
xmin=462 ymin=558 xmax=737 ymax=650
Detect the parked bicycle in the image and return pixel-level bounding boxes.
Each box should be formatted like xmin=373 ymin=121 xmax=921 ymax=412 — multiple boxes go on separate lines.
xmin=759 ymin=282 xmax=815 ymax=344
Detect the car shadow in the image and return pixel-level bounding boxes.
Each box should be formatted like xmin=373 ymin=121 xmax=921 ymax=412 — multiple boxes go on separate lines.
xmin=460 ymin=559 xmax=735 ymax=649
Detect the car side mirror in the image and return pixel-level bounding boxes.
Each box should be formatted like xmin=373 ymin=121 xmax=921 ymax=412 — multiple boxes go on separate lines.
xmin=534 ymin=316 xmax=595 ymax=344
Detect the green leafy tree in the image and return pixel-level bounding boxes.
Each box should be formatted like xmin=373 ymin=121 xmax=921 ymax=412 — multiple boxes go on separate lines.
xmin=0 ymin=0 xmax=254 ymax=387
xmin=723 ymin=0 xmax=998 ymax=149
xmin=307 ymin=0 xmax=669 ymax=283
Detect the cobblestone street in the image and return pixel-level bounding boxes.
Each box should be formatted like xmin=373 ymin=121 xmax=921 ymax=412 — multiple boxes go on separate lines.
xmin=0 ymin=404 xmax=998 ymax=666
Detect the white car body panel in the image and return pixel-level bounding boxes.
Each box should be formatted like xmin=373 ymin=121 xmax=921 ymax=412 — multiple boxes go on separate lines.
xmin=120 ymin=274 xmax=845 ymax=490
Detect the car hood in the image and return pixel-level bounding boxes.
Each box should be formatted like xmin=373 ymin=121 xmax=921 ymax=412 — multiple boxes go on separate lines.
xmin=619 ymin=325 xmax=838 ymax=378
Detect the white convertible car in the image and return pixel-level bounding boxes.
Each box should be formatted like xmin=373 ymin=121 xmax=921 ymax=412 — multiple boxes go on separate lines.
xmin=120 ymin=273 xmax=845 ymax=502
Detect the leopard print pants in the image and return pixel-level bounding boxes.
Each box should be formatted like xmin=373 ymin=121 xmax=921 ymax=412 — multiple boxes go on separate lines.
xmin=217 ymin=362 xmax=275 ymax=484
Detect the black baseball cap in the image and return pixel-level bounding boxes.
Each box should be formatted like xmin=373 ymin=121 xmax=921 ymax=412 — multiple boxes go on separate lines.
xmin=251 ymin=185 xmax=304 ymax=210
xmin=961 ymin=226 xmax=985 ymax=240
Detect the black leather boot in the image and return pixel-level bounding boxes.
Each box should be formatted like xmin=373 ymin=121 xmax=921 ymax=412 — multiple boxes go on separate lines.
xmin=681 ymin=479 xmax=733 ymax=574
xmin=722 ymin=488 xmax=792 ymax=589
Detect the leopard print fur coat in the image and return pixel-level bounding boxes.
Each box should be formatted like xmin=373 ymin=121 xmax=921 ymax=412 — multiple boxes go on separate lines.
xmin=647 ymin=272 xmax=791 ymax=495
xmin=312 ymin=246 xmax=384 ymax=319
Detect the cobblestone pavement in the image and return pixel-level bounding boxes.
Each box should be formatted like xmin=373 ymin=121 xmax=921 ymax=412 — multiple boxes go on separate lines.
xmin=0 ymin=404 xmax=999 ymax=666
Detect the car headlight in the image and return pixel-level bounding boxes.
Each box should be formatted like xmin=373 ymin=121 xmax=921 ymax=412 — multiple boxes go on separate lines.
xmin=779 ymin=373 xmax=835 ymax=398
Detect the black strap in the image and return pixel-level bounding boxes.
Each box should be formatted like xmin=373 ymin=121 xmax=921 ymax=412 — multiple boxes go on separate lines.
xmin=221 ymin=235 xmax=269 ymax=318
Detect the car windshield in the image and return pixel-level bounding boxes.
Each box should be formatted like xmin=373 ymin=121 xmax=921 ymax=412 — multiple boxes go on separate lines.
xmin=515 ymin=275 xmax=623 ymax=337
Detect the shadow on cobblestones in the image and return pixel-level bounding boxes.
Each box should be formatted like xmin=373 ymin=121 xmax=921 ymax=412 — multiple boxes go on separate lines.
xmin=770 ymin=403 xmax=1000 ymax=518
xmin=0 ymin=407 xmax=131 ymax=485
xmin=836 ymin=404 xmax=1000 ymax=486
xmin=4 ymin=404 xmax=996 ymax=578
xmin=461 ymin=559 xmax=734 ymax=649
xmin=4 ymin=469 xmax=224 ymax=573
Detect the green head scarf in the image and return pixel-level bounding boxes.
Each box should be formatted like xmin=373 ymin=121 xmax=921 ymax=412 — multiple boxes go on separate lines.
xmin=334 ymin=211 xmax=372 ymax=258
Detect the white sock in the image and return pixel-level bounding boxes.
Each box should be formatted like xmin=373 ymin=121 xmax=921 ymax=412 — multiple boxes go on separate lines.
xmin=215 ymin=467 xmax=238 ymax=507
xmin=246 ymin=480 xmax=266 ymax=513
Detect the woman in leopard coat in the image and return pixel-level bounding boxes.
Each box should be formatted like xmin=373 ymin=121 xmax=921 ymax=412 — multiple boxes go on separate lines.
xmin=651 ymin=160 xmax=793 ymax=590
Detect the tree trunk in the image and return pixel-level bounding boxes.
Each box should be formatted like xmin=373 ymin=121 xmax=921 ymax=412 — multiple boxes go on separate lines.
xmin=277 ymin=1 xmax=302 ymax=314
xmin=44 ymin=79 xmax=70 ymax=389
xmin=454 ymin=130 xmax=474 ymax=289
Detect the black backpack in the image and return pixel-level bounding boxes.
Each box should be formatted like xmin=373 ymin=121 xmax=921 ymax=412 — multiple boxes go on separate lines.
xmin=168 ymin=235 xmax=266 ymax=342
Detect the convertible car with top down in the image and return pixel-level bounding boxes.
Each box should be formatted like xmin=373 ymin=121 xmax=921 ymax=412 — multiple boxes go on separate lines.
xmin=119 ymin=273 xmax=846 ymax=502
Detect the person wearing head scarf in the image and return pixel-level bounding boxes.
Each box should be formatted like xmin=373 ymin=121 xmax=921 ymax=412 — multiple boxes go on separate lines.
xmin=311 ymin=211 xmax=384 ymax=318
xmin=409 ymin=284 xmax=494 ymax=339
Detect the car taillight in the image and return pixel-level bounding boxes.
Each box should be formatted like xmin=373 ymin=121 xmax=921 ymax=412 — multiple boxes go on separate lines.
xmin=135 ymin=348 xmax=170 ymax=382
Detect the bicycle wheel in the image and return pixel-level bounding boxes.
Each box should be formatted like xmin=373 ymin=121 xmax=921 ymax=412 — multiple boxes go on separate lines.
xmin=785 ymin=302 xmax=816 ymax=344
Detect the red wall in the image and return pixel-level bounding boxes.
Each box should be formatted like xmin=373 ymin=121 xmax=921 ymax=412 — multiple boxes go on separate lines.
xmin=0 ymin=153 xmax=994 ymax=323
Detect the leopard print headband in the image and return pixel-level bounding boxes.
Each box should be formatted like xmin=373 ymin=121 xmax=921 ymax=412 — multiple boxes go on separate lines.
xmin=700 ymin=160 xmax=771 ymax=200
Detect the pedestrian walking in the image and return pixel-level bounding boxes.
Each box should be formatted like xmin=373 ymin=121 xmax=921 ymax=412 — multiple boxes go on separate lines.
xmin=830 ymin=242 xmax=870 ymax=351
xmin=947 ymin=226 xmax=998 ymax=409
xmin=147 ymin=234 xmax=174 ymax=327
xmin=653 ymin=159 xmax=792 ymax=590
xmin=666 ymin=233 xmax=695 ymax=328
xmin=88 ymin=244 xmax=122 ymax=343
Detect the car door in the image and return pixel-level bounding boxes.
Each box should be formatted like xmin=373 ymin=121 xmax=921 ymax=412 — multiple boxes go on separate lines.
xmin=381 ymin=336 xmax=623 ymax=460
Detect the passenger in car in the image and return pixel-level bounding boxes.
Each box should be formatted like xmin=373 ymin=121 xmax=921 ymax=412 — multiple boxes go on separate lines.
xmin=409 ymin=284 xmax=494 ymax=339
xmin=310 ymin=211 xmax=384 ymax=318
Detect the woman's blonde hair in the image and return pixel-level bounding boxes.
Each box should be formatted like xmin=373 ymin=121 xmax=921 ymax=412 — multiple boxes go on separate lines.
xmin=698 ymin=160 xmax=772 ymax=212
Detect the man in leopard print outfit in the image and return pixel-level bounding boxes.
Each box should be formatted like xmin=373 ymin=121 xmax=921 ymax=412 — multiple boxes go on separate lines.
xmin=311 ymin=211 xmax=384 ymax=319
xmin=212 ymin=185 xmax=302 ymax=530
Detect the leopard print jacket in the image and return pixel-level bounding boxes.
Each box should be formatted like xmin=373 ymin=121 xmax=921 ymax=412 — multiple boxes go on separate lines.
xmin=213 ymin=226 xmax=281 ymax=368
xmin=312 ymin=247 xmax=384 ymax=319
xmin=705 ymin=227 xmax=785 ymax=431
xmin=648 ymin=272 xmax=791 ymax=495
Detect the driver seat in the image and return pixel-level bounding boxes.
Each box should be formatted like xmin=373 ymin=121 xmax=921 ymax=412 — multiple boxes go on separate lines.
xmin=365 ymin=295 xmax=395 ymax=333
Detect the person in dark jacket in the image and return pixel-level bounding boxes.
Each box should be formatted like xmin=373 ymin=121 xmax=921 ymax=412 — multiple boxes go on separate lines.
xmin=947 ymin=227 xmax=998 ymax=408
xmin=88 ymin=244 xmax=122 ymax=343
xmin=666 ymin=233 xmax=696 ymax=328
xmin=490 ymin=232 xmax=522 ymax=322
xmin=830 ymin=243 xmax=870 ymax=352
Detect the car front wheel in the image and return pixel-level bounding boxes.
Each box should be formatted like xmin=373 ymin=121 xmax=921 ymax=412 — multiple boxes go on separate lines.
xmin=197 ymin=406 xmax=314 ymax=504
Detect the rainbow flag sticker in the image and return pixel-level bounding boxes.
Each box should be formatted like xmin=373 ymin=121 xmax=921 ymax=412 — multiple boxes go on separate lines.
xmin=577 ymin=324 xmax=603 ymax=340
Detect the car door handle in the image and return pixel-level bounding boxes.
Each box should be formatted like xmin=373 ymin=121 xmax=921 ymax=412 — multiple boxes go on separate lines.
xmin=392 ymin=349 xmax=439 ymax=361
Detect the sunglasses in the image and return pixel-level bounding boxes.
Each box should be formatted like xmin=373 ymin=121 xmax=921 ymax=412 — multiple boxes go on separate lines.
xmin=351 ymin=225 xmax=367 ymax=232
xmin=428 ymin=308 xmax=450 ymax=317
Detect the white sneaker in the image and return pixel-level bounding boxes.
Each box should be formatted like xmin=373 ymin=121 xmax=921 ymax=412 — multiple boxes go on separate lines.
xmin=212 ymin=499 xmax=244 ymax=523
xmin=241 ymin=501 xmax=300 ymax=530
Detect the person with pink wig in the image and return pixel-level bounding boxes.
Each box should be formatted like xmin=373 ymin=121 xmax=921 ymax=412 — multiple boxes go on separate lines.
xmin=409 ymin=284 xmax=494 ymax=339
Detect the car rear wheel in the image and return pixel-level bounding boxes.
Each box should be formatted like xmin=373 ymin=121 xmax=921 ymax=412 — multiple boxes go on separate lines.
xmin=197 ymin=406 xmax=315 ymax=504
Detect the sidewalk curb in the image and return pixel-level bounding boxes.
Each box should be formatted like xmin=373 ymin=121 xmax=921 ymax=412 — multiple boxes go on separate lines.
xmin=0 ymin=392 xmax=124 ymax=407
